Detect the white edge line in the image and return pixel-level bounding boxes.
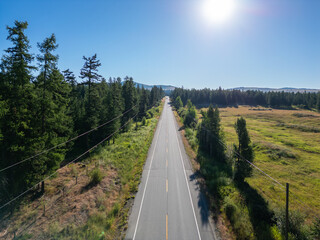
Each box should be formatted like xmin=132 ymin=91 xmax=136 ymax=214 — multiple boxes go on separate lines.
xmin=132 ymin=104 xmax=164 ymax=240
xmin=173 ymin=109 xmax=202 ymax=240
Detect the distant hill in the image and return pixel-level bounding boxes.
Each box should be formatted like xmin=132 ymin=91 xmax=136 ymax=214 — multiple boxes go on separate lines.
xmin=232 ymin=87 xmax=320 ymax=93
xmin=133 ymin=82 xmax=176 ymax=95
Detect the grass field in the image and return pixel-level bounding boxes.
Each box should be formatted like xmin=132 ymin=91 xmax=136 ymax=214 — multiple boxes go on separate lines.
xmin=0 ymin=102 xmax=163 ymax=240
xmin=214 ymin=106 xmax=320 ymax=222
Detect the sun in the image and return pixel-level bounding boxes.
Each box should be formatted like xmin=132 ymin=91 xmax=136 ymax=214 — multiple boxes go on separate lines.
xmin=201 ymin=0 xmax=236 ymax=24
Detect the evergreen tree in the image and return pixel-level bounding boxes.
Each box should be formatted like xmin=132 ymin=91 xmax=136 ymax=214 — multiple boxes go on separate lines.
xmin=122 ymin=77 xmax=138 ymax=131
xmin=139 ymin=87 xmax=149 ymax=119
xmin=106 ymin=77 xmax=123 ymax=143
xmin=174 ymin=96 xmax=183 ymax=109
xmin=199 ymin=105 xmax=225 ymax=161
xmin=79 ymin=54 xmax=102 ymax=107
xmin=34 ymin=34 xmax=72 ymax=192
xmin=36 ymin=33 xmax=58 ymax=134
xmin=316 ymin=93 xmax=320 ymax=112
xmin=234 ymin=117 xmax=254 ymax=183
xmin=79 ymin=54 xmax=102 ymax=147
xmin=184 ymin=100 xmax=197 ymax=128
xmin=63 ymin=69 xmax=77 ymax=88
xmin=0 ymin=21 xmax=38 ymax=195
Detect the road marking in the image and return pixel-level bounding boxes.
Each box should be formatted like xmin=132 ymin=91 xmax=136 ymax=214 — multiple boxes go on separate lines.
xmin=173 ymin=113 xmax=202 ymax=240
xmin=166 ymin=179 xmax=168 ymax=192
xmin=132 ymin=109 xmax=164 ymax=240
xmin=166 ymin=214 xmax=168 ymax=240
xmin=166 ymin=147 xmax=168 ymax=153
xmin=166 ymin=139 xmax=168 ymax=143
xmin=166 ymin=158 xmax=168 ymax=167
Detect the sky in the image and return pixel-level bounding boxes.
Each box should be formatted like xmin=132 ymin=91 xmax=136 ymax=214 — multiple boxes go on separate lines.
xmin=0 ymin=0 xmax=319 ymax=89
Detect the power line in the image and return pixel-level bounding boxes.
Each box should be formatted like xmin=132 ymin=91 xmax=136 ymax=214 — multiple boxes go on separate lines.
xmin=0 ymin=104 xmax=137 ymax=173
xmin=196 ymin=114 xmax=319 ymax=218
xmin=0 ymin=113 xmax=138 ymax=211
xmin=199 ymin=123 xmax=286 ymax=189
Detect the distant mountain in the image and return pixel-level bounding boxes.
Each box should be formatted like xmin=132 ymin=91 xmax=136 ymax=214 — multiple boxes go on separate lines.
xmin=133 ymin=82 xmax=176 ymax=94
xmin=231 ymin=87 xmax=320 ymax=93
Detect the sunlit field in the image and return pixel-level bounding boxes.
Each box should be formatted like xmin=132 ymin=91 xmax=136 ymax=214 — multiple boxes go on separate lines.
xmin=214 ymin=106 xmax=320 ymax=222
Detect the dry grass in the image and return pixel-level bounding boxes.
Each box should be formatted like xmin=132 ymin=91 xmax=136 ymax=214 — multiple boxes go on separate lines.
xmin=213 ymin=106 xmax=320 ymax=222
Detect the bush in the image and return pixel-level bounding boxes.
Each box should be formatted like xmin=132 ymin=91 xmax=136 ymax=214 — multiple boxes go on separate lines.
xmin=311 ymin=218 xmax=320 ymax=239
xmin=90 ymin=168 xmax=103 ymax=185
xmin=224 ymin=197 xmax=238 ymax=223
xmin=274 ymin=208 xmax=309 ymax=240
xmin=142 ymin=117 xmax=146 ymax=126
xmin=184 ymin=128 xmax=198 ymax=150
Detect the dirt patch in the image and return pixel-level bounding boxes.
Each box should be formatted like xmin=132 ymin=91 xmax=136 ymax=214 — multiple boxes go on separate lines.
xmin=1 ymin=162 xmax=120 ymax=239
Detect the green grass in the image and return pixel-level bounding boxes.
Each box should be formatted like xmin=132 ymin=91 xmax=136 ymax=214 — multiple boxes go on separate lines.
xmin=176 ymin=105 xmax=320 ymax=239
xmin=217 ymin=106 xmax=320 ymax=221
xmin=10 ymin=103 xmax=164 ymax=240
xmin=56 ymin=104 xmax=163 ymax=239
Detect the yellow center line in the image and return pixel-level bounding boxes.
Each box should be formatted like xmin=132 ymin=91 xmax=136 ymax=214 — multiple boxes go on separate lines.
xmin=166 ymin=159 xmax=168 ymax=167
xmin=166 ymin=179 xmax=168 ymax=192
xmin=166 ymin=214 xmax=168 ymax=240
xmin=166 ymin=147 xmax=168 ymax=153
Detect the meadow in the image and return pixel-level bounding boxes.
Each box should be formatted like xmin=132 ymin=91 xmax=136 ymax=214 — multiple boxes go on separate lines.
xmin=216 ymin=106 xmax=320 ymax=222
xmin=177 ymin=104 xmax=320 ymax=239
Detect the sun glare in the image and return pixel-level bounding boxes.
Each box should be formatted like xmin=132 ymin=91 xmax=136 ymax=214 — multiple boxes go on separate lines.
xmin=201 ymin=0 xmax=236 ymax=25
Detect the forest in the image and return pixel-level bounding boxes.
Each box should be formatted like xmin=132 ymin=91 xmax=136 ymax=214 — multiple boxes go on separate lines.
xmin=0 ymin=20 xmax=164 ymax=210
xmin=171 ymin=87 xmax=320 ymax=110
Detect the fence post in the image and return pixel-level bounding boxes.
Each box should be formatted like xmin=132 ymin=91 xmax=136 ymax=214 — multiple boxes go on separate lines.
xmin=286 ymin=183 xmax=289 ymax=240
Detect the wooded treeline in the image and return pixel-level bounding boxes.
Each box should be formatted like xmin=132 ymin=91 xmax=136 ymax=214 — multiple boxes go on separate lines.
xmin=0 ymin=21 xmax=164 ymax=205
xmin=171 ymin=87 xmax=320 ymax=110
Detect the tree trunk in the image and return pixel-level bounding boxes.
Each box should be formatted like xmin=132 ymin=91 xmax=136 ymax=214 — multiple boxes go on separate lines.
xmin=41 ymin=180 xmax=45 ymax=193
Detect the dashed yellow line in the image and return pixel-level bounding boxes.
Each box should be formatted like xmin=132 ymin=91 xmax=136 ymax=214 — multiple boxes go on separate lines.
xmin=166 ymin=179 xmax=168 ymax=192
xmin=166 ymin=214 xmax=168 ymax=240
xmin=166 ymin=159 xmax=168 ymax=167
xmin=166 ymin=147 xmax=168 ymax=153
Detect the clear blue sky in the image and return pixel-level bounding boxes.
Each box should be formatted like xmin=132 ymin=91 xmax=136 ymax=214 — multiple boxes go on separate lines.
xmin=0 ymin=0 xmax=319 ymax=89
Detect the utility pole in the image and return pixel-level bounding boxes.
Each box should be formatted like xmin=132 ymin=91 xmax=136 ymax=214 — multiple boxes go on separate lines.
xmin=286 ymin=183 xmax=289 ymax=240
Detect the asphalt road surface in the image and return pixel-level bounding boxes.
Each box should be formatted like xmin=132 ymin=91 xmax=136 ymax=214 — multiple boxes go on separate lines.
xmin=125 ymin=97 xmax=218 ymax=240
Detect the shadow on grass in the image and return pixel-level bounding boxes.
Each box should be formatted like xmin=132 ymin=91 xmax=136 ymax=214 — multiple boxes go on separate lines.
xmin=196 ymin=149 xmax=275 ymax=239
xmin=80 ymin=181 xmax=98 ymax=194
xmin=236 ymin=181 xmax=275 ymax=239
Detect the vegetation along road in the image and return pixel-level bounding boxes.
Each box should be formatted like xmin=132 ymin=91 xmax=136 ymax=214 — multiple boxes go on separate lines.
xmin=125 ymin=97 xmax=218 ymax=240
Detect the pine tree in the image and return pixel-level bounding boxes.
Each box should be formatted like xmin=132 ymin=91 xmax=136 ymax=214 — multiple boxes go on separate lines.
xmin=316 ymin=93 xmax=320 ymax=112
xmin=139 ymin=87 xmax=149 ymax=119
xmin=122 ymin=77 xmax=138 ymax=131
xmin=33 ymin=34 xmax=72 ymax=192
xmin=79 ymin=54 xmax=102 ymax=107
xmin=234 ymin=117 xmax=254 ymax=183
xmin=0 ymin=21 xmax=38 ymax=195
xmin=36 ymin=33 xmax=59 ymax=134
xmin=174 ymin=96 xmax=183 ymax=109
xmin=184 ymin=100 xmax=197 ymax=128
xmin=63 ymin=69 xmax=77 ymax=88
xmin=199 ymin=105 xmax=225 ymax=161
xmin=106 ymin=77 xmax=123 ymax=143
xmin=79 ymin=54 xmax=102 ymax=147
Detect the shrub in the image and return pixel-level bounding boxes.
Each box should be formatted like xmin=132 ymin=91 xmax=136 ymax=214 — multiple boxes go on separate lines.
xmin=274 ymin=208 xmax=308 ymax=240
xmin=311 ymin=218 xmax=320 ymax=239
xmin=224 ymin=197 xmax=238 ymax=223
xmin=90 ymin=168 xmax=103 ymax=185
xmin=142 ymin=117 xmax=146 ymax=126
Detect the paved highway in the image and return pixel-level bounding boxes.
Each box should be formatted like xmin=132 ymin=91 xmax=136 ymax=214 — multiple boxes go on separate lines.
xmin=125 ymin=97 xmax=218 ymax=240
